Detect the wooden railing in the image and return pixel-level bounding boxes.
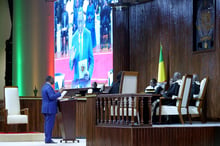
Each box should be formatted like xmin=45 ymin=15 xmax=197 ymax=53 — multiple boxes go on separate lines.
xmin=96 ymin=94 xmax=154 ymax=126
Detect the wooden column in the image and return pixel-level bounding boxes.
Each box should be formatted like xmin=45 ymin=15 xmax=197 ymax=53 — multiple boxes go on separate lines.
xmin=86 ymin=95 xmax=97 ymax=146
xmin=112 ymin=5 xmax=130 ymax=78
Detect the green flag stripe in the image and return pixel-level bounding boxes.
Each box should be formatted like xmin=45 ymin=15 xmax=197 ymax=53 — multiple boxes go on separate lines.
xmin=159 ymin=45 xmax=164 ymax=63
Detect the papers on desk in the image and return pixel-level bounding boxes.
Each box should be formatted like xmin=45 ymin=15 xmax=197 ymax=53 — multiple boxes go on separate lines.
xmin=58 ymin=90 xmax=67 ymax=100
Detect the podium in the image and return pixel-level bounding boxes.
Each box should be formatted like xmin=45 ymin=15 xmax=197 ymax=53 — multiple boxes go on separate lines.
xmin=57 ymin=98 xmax=79 ymax=143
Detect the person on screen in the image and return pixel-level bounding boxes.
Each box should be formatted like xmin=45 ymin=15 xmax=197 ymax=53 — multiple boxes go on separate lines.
xmin=41 ymin=76 xmax=62 ymax=144
xmin=69 ymin=8 xmax=94 ymax=88
xmin=61 ymin=4 xmax=69 ymax=55
xmin=100 ymin=0 xmax=111 ymax=49
xmin=73 ymin=0 xmax=80 ymax=34
xmin=86 ymin=0 xmax=96 ymax=48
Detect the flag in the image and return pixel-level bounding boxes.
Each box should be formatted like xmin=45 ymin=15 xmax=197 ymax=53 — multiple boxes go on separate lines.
xmin=158 ymin=44 xmax=166 ymax=82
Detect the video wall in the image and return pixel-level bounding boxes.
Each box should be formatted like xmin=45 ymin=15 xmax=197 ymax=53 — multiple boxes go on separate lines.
xmin=54 ymin=0 xmax=113 ymax=89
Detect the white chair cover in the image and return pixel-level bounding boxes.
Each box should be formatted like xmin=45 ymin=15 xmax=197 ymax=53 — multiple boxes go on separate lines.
xmin=4 ymin=87 xmax=28 ymax=125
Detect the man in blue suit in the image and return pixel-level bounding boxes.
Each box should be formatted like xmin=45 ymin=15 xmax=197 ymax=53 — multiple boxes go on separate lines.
xmin=41 ymin=76 xmax=62 ymax=144
xmin=69 ymin=7 xmax=94 ymax=88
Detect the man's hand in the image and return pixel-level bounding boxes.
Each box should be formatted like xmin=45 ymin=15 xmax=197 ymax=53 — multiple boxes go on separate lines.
xmin=59 ymin=87 xmax=64 ymax=93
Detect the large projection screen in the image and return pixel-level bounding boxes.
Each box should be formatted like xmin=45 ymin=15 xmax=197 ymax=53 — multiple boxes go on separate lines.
xmin=54 ymin=0 xmax=113 ymax=89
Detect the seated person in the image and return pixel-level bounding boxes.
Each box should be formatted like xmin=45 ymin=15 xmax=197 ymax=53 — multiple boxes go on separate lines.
xmin=169 ymin=77 xmax=174 ymax=86
xmin=145 ymin=78 xmax=163 ymax=94
xmin=92 ymin=81 xmax=97 ymax=88
xmin=108 ymin=71 xmax=122 ymax=94
xmin=162 ymin=72 xmax=182 ymax=105
xmin=189 ymin=74 xmax=200 ymax=106
xmin=92 ymin=82 xmax=101 ymax=93
xmin=152 ymin=72 xmax=182 ymax=123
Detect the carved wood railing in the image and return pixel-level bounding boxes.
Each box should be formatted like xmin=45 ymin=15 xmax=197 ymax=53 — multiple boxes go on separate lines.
xmin=96 ymin=94 xmax=153 ymax=126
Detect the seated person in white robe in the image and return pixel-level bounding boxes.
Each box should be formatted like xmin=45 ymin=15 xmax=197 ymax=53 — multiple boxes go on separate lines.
xmin=145 ymin=78 xmax=163 ymax=94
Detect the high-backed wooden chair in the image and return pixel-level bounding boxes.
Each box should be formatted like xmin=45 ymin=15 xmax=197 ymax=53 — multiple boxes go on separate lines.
xmin=119 ymin=71 xmax=138 ymax=94
xmin=110 ymin=71 xmax=139 ymax=121
xmin=156 ymin=75 xmax=192 ymax=124
xmin=3 ymin=86 xmax=29 ymax=132
xmin=188 ymin=77 xmax=208 ymax=123
xmin=120 ymin=71 xmax=138 ymax=115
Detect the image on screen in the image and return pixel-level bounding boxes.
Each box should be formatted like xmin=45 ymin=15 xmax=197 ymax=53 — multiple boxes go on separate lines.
xmin=54 ymin=0 xmax=113 ymax=89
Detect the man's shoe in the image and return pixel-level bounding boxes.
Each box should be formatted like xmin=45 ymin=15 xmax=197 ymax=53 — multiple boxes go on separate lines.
xmin=45 ymin=140 xmax=57 ymax=144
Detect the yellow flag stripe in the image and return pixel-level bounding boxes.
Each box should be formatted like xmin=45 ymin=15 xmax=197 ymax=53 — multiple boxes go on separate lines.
xmin=158 ymin=61 xmax=166 ymax=82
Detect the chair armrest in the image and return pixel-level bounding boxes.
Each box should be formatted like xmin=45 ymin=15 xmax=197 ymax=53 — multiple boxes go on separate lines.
xmin=159 ymin=96 xmax=172 ymax=107
xmin=192 ymin=97 xmax=203 ymax=101
xmin=172 ymin=95 xmax=177 ymax=99
xmin=21 ymin=108 xmax=29 ymax=115
xmin=160 ymin=96 xmax=172 ymax=100
xmin=193 ymin=94 xmax=199 ymax=98
xmin=175 ymin=97 xmax=182 ymax=100
xmin=171 ymin=95 xmax=182 ymax=100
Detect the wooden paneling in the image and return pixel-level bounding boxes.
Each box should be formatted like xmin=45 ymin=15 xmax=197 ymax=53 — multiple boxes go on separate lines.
xmin=76 ymin=99 xmax=87 ymax=137
xmin=132 ymin=127 xmax=215 ymax=146
xmin=0 ymin=100 xmax=4 ymax=131
xmin=95 ymin=126 xmax=219 ymax=146
xmin=19 ymin=97 xmax=61 ymax=136
xmin=112 ymin=0 xmax=220 ymax=119
xmin=86 ymin=96 xmax=97 ymax=146
xmin=96 ymin=126 xmax=132 ymax=146
xmin=19 ymin=97 xmax=44 ymax=132
xmin=112 ymin=6 xmax=130 ymax=79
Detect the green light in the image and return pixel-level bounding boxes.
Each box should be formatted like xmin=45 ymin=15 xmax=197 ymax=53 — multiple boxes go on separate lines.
xmin=13 ymin=0 xmax=23 ymax=95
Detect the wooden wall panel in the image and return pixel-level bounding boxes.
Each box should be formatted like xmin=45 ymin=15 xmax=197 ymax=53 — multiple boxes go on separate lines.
xmin=76 ymin=100 xmax=87 ymax=138
xmin=132 ymin=127 xmax=216 ymax=146
xmin=86 ymin=96 xmax=97 ymax=146
xmin=95 ymin=126 xmax=219 ymax=146
xmin=0 ymin=100 xmax=4 ymax=131
xmin=19 ymin=98 xmax=43 ymax=132
xmin=19 ymin=97 xmax=60 ymax=136
xmin=112 ymin=0 xmax=220 ymax=119
xmin=96 ymin=127 xmax=132 ymax=146
xmin=112 ymin=6 xmax=130 ymax=80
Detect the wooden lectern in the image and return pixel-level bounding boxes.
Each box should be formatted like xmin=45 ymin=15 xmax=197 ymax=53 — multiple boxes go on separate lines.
xmin=57 ymin=98 xmax=79 ymax=143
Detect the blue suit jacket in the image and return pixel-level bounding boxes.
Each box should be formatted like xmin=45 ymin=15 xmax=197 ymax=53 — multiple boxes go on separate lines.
xmin=41 ymin=83 xmax=61 ymax=114
xmin=69 ymin=28 xmax=94 ymax=80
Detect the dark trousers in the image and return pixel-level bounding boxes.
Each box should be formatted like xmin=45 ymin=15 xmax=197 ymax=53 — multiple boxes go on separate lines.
xmin=61 ymin=30 xmax=68 ymax=54
xmin=43 ymin=113 xmax=56 ymax=143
